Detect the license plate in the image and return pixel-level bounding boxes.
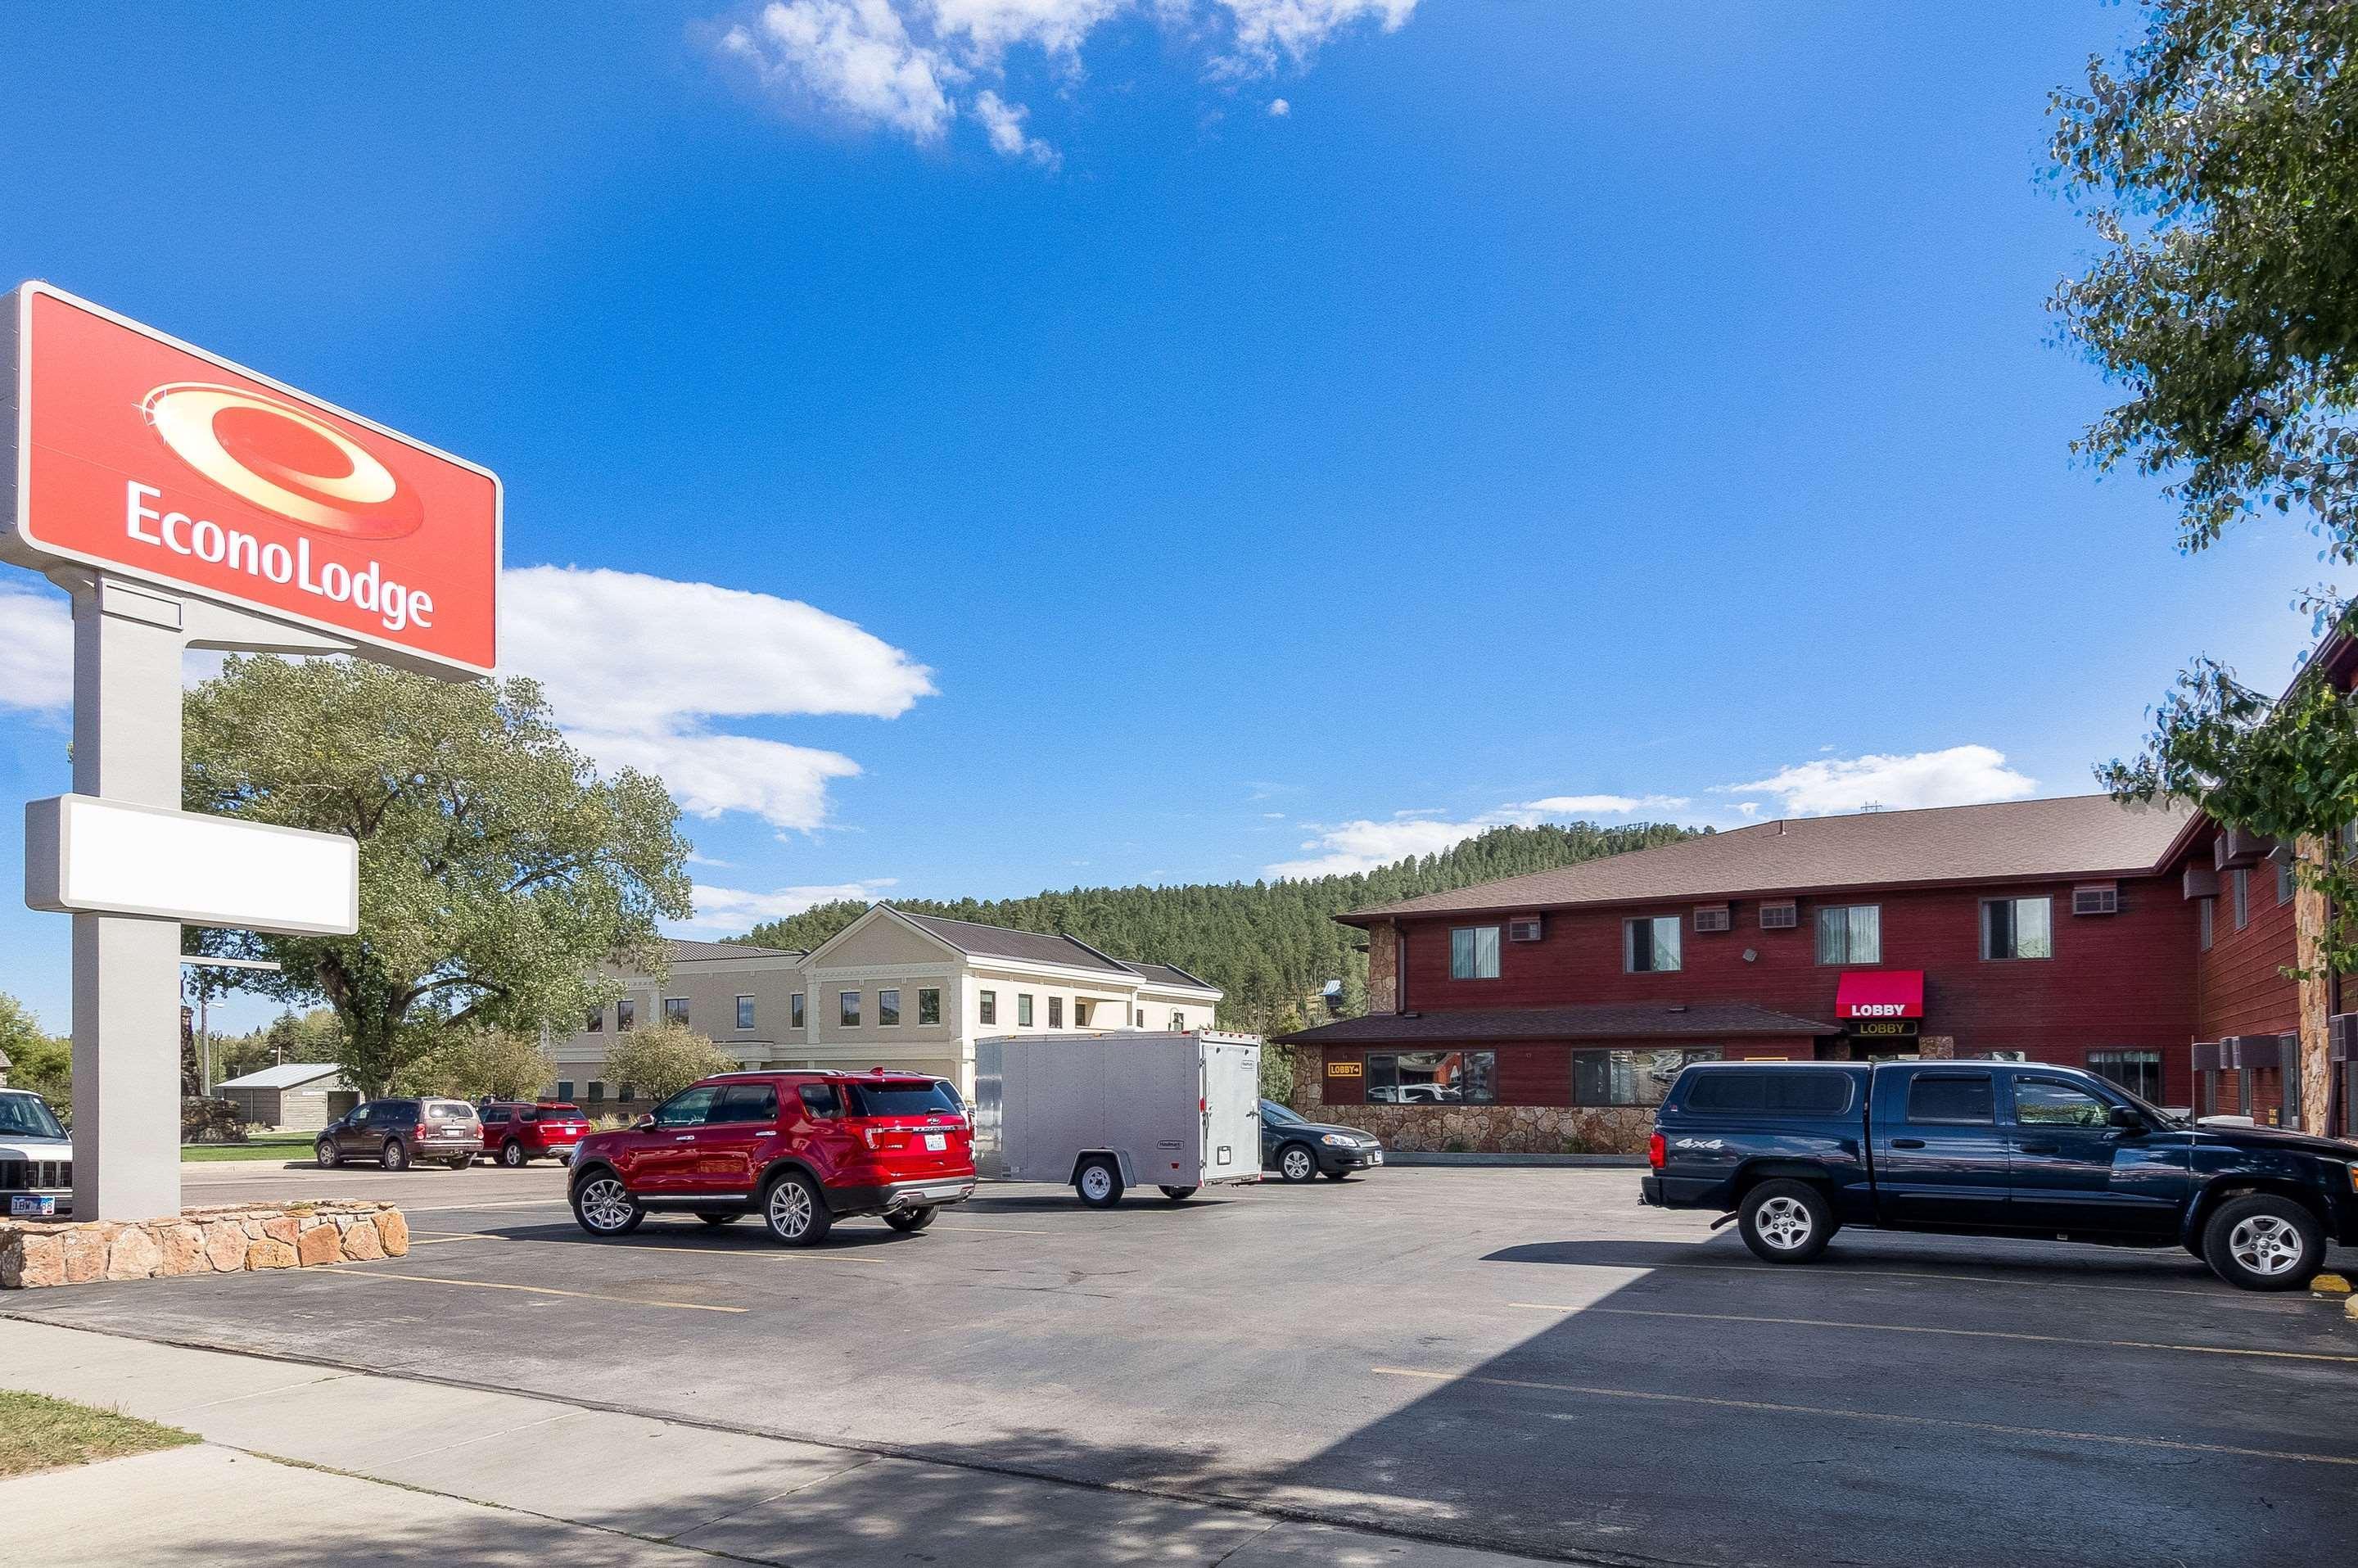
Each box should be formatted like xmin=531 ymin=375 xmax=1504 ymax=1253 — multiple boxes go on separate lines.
xmin=10 ymin=1195 xmax=56 ymax=1218
xmin=924 ymin=1132 xmax=946 ymax=1151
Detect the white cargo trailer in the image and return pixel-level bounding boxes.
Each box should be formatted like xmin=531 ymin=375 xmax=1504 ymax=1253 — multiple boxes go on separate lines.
xmin=972 ymin=1030 xmax=1263 ymax=1205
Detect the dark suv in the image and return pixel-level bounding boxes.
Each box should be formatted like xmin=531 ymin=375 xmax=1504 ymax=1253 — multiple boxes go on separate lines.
xmin=316 ymin=1098 xmax=483 ymax=1171
xmin=567 ymin=1070 xmax=976 ymax=1246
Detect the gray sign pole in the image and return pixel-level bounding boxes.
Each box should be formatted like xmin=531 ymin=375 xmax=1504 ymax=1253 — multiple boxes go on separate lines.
xmin=61 ymin=572 xmax=350 ymax=1222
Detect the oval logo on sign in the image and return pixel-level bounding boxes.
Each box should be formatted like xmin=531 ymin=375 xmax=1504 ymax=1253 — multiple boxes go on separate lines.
xmin=141 ymin=382 xmax=424 ymax=540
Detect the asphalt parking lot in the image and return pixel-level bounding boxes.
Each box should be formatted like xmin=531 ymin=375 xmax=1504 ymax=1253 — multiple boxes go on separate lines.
xmin=13 ymin=1161 xmax=2358 ymax=1568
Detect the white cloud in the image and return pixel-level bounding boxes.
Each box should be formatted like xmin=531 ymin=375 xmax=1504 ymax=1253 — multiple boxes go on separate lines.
xmin=707 ymin=0 xmax=1417 ymax=159
xmin=1720 ymin=745 xmax=2036 ymax=817
xmin=973 ymin=88 xmax=1059 ymax=165
xmin=1266 ymin=792 xmax=1692 ymax=879
xmin=0 ymin=581 xmax=73 ymax=713
xmin=682 ymin=877 xmax=899 ymax=931
xmin=564 ymin=726 xmax=864 ymax=831
xmin=1266 ymin=96 xmax=1290 ymax=115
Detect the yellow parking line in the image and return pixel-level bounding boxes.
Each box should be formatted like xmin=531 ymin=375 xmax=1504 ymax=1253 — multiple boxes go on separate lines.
xmin=1368 ymin=1367 xmax=2358 ymax=1467
xmin=326 ymin=1270 xmax=747 ymax=1314
xmin=1507 ymin=1304 xmax=2358 ymax=1366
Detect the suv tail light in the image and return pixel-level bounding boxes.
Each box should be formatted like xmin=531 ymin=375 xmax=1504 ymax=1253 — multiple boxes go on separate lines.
xmin=1647 ymin=1132 xmax=1666 ymax=1170
xmin=858 ymin=1123 xmax=909 ymax=1151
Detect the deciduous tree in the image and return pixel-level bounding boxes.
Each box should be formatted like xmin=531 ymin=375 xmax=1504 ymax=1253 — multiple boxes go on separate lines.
xmin=601 ymin=1022 xmax=738 ymax=1105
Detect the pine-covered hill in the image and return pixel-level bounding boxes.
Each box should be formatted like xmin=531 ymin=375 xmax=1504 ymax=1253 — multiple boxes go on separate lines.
xmin=733 ymin=820 xmax=1700 ymax=1034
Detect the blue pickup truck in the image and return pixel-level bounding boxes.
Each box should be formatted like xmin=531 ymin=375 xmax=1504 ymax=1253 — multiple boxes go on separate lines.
xmin=1641 ymin=1059 xmax=2358 ymax=1290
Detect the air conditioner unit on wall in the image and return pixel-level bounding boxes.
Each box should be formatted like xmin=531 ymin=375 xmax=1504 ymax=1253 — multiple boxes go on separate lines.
xmin=2071 ymin=883 xmax=2119 ymax=916
xmin=1693 ymin=904 xmax=1731 ymax=933
xmin=1759 ymin=901 xmax=1797 ymax=929
xmin=1506 ymin=916 xmax=1543 ymax=942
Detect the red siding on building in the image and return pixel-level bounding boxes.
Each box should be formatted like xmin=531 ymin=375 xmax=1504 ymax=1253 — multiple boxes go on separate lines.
xmin=2193 ymin=868 xmax=2297 ymax=1042
xmin=1392 ymin=876 xmax=2201 ymax=1103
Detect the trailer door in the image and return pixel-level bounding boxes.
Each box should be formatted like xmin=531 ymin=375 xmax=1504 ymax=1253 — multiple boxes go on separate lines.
xmin=1199 ymin=1039 xmax=1262 ymax=1185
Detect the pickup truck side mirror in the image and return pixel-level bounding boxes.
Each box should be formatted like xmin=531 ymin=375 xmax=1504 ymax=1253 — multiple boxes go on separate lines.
xmin=2107 ymin=1105 xmax=2146 ymax=1133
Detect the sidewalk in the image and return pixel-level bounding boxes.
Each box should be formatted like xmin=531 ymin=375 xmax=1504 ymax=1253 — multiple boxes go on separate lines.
xmin=0 ymin=1318 xmax=1551 ymax=1568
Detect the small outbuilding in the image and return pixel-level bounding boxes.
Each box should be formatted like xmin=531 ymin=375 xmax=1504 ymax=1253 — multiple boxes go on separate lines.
xmin=215 ymin=1064 xmax=357 ymax=1132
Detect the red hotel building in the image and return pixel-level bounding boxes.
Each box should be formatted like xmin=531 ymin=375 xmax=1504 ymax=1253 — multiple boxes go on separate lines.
xmin=1281 ymin=791 xmax=2334 ymax=1155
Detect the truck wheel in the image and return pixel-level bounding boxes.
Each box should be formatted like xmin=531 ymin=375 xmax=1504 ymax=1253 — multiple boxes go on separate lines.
xmin=1159 ymin=1186 xmax=1197 ymax=1201
xmin=2202 ymin=1194 xmax=2323 ymax=1290
xmin=763 ymin=1171 xmax=833 ymax=1246
xmin=884 ymin=1206 xmax=937 ymax=1232
xmin=1076 ymin=1157 xmax=1124 ymax=1208
xmin=1276 ymin=1143 xmax=1317 ymax=1183
xmin=1737 ymin=1180 xmax=1832 ymax=1264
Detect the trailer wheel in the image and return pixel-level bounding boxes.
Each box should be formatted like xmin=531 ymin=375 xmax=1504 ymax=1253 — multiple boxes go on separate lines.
xmin=1159 ymin=1185 xmax=1197 ymax=1201
xmin=1076 ymin=1157 xmax=1124 ymax=1208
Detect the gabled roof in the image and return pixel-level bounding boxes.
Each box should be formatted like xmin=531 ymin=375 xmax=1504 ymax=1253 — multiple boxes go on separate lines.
xmin=1278 ymin=1003 xmax=1836 ymax=1045
xmin=1344 ymin=794 xmax=2195 ymax=924
xmin=1120 ymin=960 xmax=1219 ymax=994
xmin=670 ymin=938 xmax=801 ymax=961
xmin=897 ymin=911 xmax=1135 ymax=975
xmin=217 ymin=1063 xmax=345 ymax=1090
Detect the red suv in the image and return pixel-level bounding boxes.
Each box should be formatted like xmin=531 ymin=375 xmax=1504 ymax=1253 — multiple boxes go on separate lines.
xmin=567 ymin=1070 xmax=975 ymax=1246
xmin=478 ymin=1100 xmax=591 ymax=1167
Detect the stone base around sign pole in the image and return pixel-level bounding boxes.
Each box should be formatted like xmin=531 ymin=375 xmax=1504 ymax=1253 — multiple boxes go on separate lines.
xmin=0 ymin=1201 xmax=409 ymax=1289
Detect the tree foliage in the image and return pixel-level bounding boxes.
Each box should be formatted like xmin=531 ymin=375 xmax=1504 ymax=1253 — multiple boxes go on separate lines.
xmin=739 ymin=821 xmax=1696 ymax=1027
xmin=0 ymin=993 xmax=70 ymax=1116
xmin=602 ymin=1022 xmax=739 ymax=1104
xmin=415 ymin=1029 xmax=559 ymax=1101
xmin=2061 ymin=5 xmax=2358 ymax=978
xmin=183 ymin=657 xmax=693 ymax=1097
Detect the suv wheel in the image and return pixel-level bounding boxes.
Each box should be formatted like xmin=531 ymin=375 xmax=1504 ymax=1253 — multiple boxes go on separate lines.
xmin=315 ymin=1139 xmax=339 ymax=1169
xmin=1737 ymin=1179 xmax=1832 ymax=1264
xmin=572 ymin=1173 xmax=644 ymax=1236
xmin=500 ymin=1141 xmax=529 ymax=1168
xmin=382 ymin=1138 xmax=409 ymax=1172
xmin=1076 ymin=1157 xmax=1124 ymax=1208
xmin=2202 ymin=1194 xmax=2323 ymax=1291
xmin=763 ymin=1171 xmax=833 ymax=1246
xmin=883 ymin=1206 xmax=937 ymax=1233
xmin=1276 ymin=1144 xmax=1317 ymax=1183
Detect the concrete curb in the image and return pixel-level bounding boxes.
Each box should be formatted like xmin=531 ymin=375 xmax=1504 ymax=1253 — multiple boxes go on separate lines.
xmin=1378 ymin=1152 xmax=1647 ymax=1168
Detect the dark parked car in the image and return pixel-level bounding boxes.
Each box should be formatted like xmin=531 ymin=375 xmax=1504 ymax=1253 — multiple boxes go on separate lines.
xmin=316 ymin=1098 xmax=482 ymax=1171
xmin=1260 ymin=1099 xmax=1384 ymax=1182
xmin=567 ymin=1069 xmax=976 ymax=1245
xmin=477 ymin=1100 xmax=590 ymax=1167
xmin=1642 ymin=1059 xmax=2358 ymax=1290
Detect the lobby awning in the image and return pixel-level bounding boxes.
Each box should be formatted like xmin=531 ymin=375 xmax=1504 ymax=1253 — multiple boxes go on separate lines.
xmin=1835 ymin=969 xmax=1924 ymax=1020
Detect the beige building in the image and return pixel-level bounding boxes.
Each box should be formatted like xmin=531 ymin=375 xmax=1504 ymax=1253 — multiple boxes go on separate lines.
xmin=551 ymin=906 xmax=1221 ymax=1110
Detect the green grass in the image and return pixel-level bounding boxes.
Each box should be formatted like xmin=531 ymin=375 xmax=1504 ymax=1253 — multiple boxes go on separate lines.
xmin=0 ymin=1390 xmax=198 ymax=1479
xmin=178 ymin=1132 xmax=320 ymax=1163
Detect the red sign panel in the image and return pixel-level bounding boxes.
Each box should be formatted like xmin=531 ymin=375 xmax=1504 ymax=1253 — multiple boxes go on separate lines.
xmin=1835 ymin=969 xmax=1925 ymax=1020
xmin=3 ymin=282 xmax=499 ymax=675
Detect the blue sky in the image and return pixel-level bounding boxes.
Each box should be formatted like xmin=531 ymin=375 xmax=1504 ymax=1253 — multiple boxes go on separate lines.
xmin=0 ymin=2 xmax=2338 ymax=1033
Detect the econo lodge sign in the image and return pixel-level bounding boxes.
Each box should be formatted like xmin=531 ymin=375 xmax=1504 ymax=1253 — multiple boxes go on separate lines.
xmin=2 ymin=282 xmax=499 ymax=674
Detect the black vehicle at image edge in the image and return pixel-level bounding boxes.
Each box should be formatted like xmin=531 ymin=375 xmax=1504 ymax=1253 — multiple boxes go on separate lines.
xmin=1260 ymin=1099 xmax=1384 ymax=1182
xmin=1641 ymin=1059 xmax=2358 ymax=1290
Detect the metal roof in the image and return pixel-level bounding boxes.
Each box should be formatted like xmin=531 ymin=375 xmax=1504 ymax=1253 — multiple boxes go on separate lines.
xmin=215 ymin=1063 xmax=346 ymax=1090
xmin=667 ymin=938 xmax=801 ymax=961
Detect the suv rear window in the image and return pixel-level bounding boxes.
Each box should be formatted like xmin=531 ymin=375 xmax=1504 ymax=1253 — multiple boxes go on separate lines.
xmin=422 ymin=1100 xmax=475 ymax=1121
xmin=1683 ymin=1070 xmax=1854 ymax=1116
xmin=846 ymin=1080 xmax=962 ymax=1118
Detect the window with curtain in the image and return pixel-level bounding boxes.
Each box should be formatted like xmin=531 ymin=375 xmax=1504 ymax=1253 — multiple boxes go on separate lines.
xmin=1448 ymin=926 xmax=1502 ymax=980
xmin=1981 ymin=897 xmax=2053 ymax=960
xmin=1626 ymin=915 xmax=1681 ymax=973
xmin=1814 ymin=905 xmax=1881 ymax=965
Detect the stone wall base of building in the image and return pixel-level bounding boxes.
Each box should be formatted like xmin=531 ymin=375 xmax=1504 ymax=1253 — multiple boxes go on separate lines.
xmin=0 ymin=1201 xmax=409 ymax=1289
xmin=1305 ymin=1102 xmax=1654 ymax=1156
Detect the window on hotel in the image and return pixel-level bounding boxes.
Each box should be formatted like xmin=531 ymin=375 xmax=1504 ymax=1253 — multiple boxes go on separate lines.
xmin=2232 ymin=867 xmax=2251 ymax=930
xmin=1075 ymin=1001 xmax=1093 ymax=1028
xmin=2278 ymin=856 xmax=2296 ymax=906
xmin=2198 ymin=898 xmax=2213 ymax=951
xmin=790 ymin=992 xmax=805 ymax=1029
xmin=919 ymin=988 xmax=941 ymax=1026
xmin=1815 ymin=905 xmax=1881 ymax=965
xmin=979 ymin=990 xmax=997 ymax=1026
xmin=587 ymin=1081 xmax=605 ymax=1103
xmin=1449 ymin=926 xmax=1502 ymax=980
xmin=1981 ymin=897 xmax=2053 ymax=960
xmin=839 ymin=991 xmax=861 ymax=1028
xmin=1018 ymin=993 xmax=1034 ymax=1027
xmin=1049 ymin=996 xmax=1064 ymax=1028
xmin=1170 ymin=1010 xmax=1185 ymax=1031
xmin=617 ymin=998 xmax=636 ymax=1032
xmin=556 ymin=1080 xmax=575 ymax=1102
xmin=585 ymin=1006 xmax=603 ymax=1034
xmin=2087 ymin=1050 xmax=2165 ymax=1102
xmin=1626 ymin=915 xmax=1681 ymax=973
xmin=1572 ymin=1047 xmax=1720 ymax=1107
xmin=878 ymin=989 xmax=901 ymax=1027
xmin=663 ymin=997 xmax=689 ymax=1027
xmin=1367 ymin=1050 xmax=1495 ymax=1105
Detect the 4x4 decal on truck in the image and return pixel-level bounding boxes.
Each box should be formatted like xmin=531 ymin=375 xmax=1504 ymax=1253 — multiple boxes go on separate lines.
xmin=1672 ymin=1137 xmax=1725 ymax=1150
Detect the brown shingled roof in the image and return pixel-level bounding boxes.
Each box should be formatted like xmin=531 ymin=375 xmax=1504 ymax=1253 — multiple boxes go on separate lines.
xmin=1278 ymin=1002 xmax=1836 ymax=1045
xmin=1344 ymin=794 xmax=2194 ymax=924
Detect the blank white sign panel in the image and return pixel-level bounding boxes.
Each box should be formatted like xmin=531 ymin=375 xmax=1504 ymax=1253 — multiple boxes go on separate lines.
xmin=25 ymin=794 xmax=358 ymax=935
